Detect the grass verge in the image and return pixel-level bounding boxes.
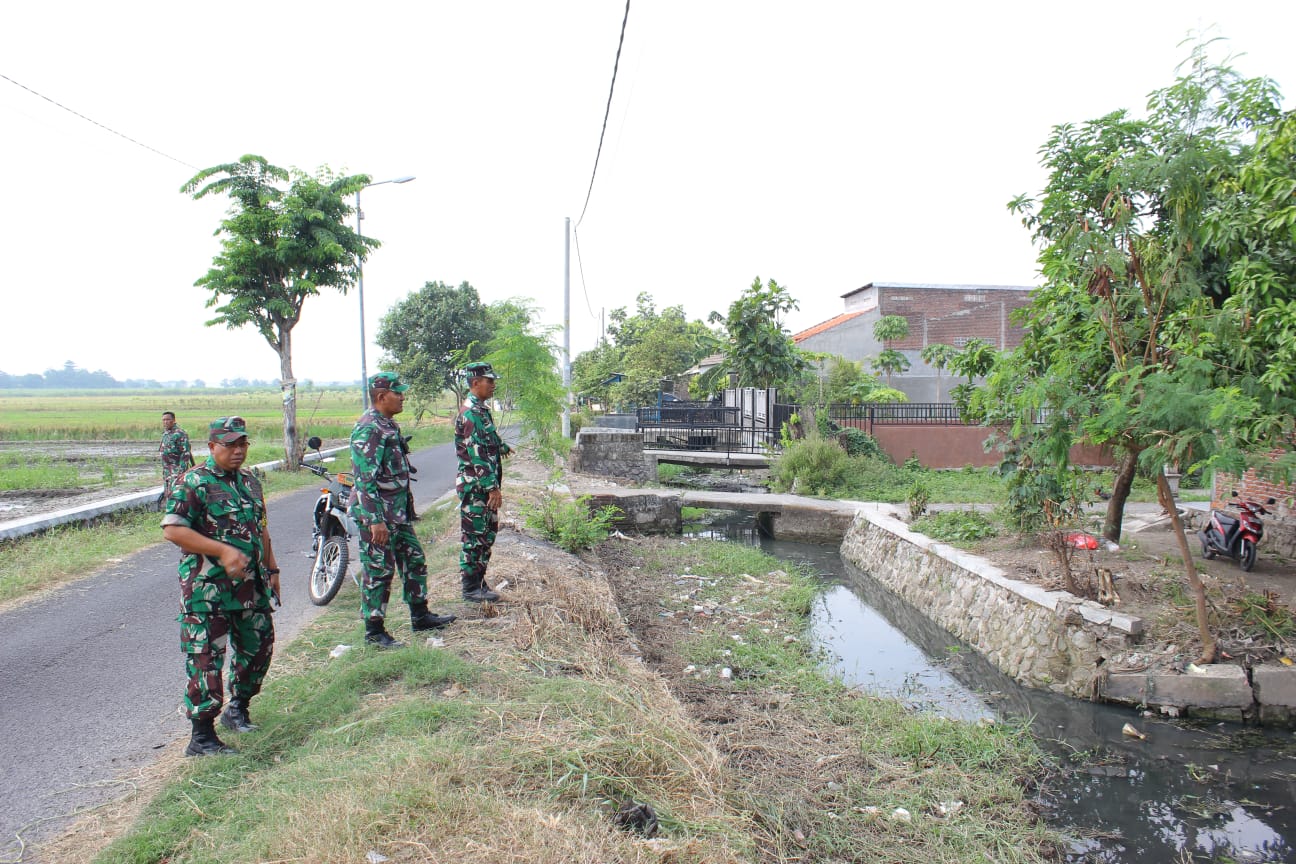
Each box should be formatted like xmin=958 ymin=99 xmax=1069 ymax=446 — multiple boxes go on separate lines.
xmin=83 ymin=508 xmax=1057 ymax=863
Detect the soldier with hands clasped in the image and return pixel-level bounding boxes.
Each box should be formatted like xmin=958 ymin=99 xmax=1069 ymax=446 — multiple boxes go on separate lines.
xmin=350 ymin=372 xmax=456 ymax=648
xmin=455 ymin=362 xmax=513 ymax=603
xmin=161 ymin=416 xmax=280 ymax=757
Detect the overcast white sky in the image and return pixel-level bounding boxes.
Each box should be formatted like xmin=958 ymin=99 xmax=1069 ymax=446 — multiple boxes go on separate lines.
xmin=3 ymin=1 xmax=1295 ymax=385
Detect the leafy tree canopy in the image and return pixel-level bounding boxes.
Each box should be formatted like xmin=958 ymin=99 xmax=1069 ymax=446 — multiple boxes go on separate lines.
xmin=377 ymin=280 xmax=491 ymax=406
xmin=708 ymin=277 xmax=809 ymax=392
xmin=182 ymin=155 xmax=375 ymax=467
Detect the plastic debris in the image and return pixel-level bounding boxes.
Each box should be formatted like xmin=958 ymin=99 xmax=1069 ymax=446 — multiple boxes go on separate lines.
xmin=1121 ymin=722 xmax=1147 ymax=740
xmin=425 ymin=637 xmax=445 ymax=648
xmin=366 ymin=852 xmax=390 ymax=864
xmin=1281 ymin=656 xmax=1293 ymax=666
xmin=720 ymin=667 xmax=733 ymax=679
xmin=1065 ymin=532 xmax=1099 ymax=550
xmin=328 ymin=644 xmax=352 ymax=659
xmin=937 ymin=800 xmax=964 ymax=817
xmin=891 ymin=807 xmax=912 ymax=822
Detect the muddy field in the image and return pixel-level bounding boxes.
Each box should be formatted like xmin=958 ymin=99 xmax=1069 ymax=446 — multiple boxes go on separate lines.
xmin=0 ymin=441 xmax=161 ymax=520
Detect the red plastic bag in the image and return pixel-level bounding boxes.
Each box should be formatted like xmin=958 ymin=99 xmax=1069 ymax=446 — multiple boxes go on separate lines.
xmin=1066 ymin=532 xmax=1099 ymax=550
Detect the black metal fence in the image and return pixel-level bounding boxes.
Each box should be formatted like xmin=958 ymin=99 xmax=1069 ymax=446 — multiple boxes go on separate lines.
xmin=821 ymin=402 xmax=966 ymax=426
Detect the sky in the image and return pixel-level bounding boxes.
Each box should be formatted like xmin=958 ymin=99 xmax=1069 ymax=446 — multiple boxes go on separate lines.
xmin=4 ymin=1 xmax=1296 ymax=386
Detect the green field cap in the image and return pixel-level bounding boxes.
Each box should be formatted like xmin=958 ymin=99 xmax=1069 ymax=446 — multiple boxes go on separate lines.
xmin=209 ymin=416 xmax=248 ymax=443
xmin=369 ymin=372 xmax=409 ymax=393
xmin=463 ymin=362 xmax=499 ymax=380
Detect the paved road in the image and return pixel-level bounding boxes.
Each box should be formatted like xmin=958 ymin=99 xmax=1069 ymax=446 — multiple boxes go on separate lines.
xmin=0 ymin=441 xmax=458 ymax=861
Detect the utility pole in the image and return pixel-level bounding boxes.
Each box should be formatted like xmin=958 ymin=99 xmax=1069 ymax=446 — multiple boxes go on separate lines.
xmin=562 ymin=217 xmax=572 ymax=438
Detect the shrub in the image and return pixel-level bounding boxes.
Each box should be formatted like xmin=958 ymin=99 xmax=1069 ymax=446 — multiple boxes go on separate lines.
xmin=837 ymin=427 xmax=883 ymax=459
xmin=521 ymin=492 xmax=622 ymax=552
xmin=770 ymin=437 xmax=852 ymax=496
xmin=911 ymin=510 xmax=1000 ymax=543
xmin=907 ymin=479 xmax=931 ymax=518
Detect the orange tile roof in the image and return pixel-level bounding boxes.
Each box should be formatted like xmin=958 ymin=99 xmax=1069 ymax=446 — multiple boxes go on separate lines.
xmin=792 ymin=310 xmax=865 ymax=342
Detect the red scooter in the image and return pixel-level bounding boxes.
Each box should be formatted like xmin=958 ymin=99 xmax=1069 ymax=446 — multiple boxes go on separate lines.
xmin=1199 ymin=492 xmax=1277 ymax=572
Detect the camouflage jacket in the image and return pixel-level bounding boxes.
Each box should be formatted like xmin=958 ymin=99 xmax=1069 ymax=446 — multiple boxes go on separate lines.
xmin=455 ymin=394 xmax=511 ymax=495
xmin=349 ymin=408 xmax=413 ymax=527
xmin=160 ymin=427 xmax=193 ymax=471
xmin=161 ymin=456 xmax=271 ymax=613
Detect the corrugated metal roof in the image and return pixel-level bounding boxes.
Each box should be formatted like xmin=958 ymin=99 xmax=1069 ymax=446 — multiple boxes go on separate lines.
xmin=792 ymin=310 xmax=866 ymax=342
xmin=841 ymin=282 xmax=1034 ymax=299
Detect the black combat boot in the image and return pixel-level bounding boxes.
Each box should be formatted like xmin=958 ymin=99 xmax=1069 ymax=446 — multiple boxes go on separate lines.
xmin=219 ymin=697 xmax=258 ymax=733
xmin=365 ymin=617 xmax=405 ymax=649
xmin=185 ymin=717 xmax=236 ymax=757
xmin=461 ymin=574 xmax=500 ymax=603
xmin=410 ymin=602 xmax=456 ymax=631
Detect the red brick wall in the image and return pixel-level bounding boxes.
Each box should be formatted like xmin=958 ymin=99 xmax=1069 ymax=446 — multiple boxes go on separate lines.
xmin=1213 ymin=449 xmax=1294 ymax=524
xmin=878 ymin=286 xmax=1032 ymax=350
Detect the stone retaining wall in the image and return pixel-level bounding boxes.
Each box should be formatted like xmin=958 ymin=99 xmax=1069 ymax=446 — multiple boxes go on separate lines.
xmin=841 ymin=505 xmax=1296 ymax=724
xmin=840 ymin=505 xmax=1144 ymax=698
xmin=569 ymin=428 xmax=651 ymax=483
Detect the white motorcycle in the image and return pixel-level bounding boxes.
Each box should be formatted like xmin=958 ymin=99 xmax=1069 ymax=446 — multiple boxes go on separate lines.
xmin=303 ymin=436 xmax=359 ymax=605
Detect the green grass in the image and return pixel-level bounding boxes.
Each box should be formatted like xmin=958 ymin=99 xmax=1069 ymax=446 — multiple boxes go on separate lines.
xmin=90 ymin=527 xmax=1055 ymax=864
xmin=911 ymin=510 xmax=1001 ymax=543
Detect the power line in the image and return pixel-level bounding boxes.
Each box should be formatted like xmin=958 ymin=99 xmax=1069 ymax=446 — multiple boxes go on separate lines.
xmin=575 ymin=0 xmax=630 ymax=228
xmin=0 ymin=72 xmax=198 ymax=170
xmin=572 ymin=225 xmax=598 ymax=321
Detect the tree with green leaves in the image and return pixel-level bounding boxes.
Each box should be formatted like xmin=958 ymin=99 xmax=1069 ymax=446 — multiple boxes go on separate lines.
xmin=976 ymin=44 xmax=1292 ymax=663
xmin=870 ymin=315 xmax=911 ymax=386
xmin=376 ymin=280 xmax=491 ymax=411
xmin=920 ymin=343 xmax=959 ymax=401
xmin=480 ymin=299 xmax=566 ymax=463
xmin=182 ymin=155 xmax=375 ymax=468
xmin=708 ymin=277 xmax=808 ymax=392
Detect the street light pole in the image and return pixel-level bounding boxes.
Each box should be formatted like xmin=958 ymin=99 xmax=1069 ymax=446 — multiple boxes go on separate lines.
xmin=356 ymin=175 xmax=416 ymax=409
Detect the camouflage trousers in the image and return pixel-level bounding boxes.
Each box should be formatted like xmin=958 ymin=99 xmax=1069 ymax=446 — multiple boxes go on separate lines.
xmin=179 ymin=608 xmax=274 ymax=720
xmin=162 ymin=464 xmax=188 ymax=499
xmin=358 ymin=522 xmax=428 ymax=620
xmin=459 ymin=488 xmax=499 ymax=591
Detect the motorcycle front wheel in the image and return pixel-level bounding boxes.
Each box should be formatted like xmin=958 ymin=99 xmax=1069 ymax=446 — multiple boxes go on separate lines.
xmin=1240 ymin=538 xmax=1257 ymax=572
xmin=309 ymin=534 xmax=350 ymax=606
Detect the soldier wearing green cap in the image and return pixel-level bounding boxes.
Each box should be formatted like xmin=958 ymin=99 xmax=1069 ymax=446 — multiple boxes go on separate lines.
xmin=349 ymin=372 xmax=456 ymax=648
xmin=162 ymin=416 xmax=281 ymax=757
xmin=159 ymin=411 xmax=195 ymax=502
xmin=455 ymin=362 xmax=513 ymax=602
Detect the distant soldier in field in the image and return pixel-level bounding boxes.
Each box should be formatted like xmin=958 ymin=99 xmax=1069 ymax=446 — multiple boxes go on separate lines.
xmin=161 ymin=416 xmax=281 ymax=757
xmin=159 ymin=411 xmax=195 ymax=501
xmin=350 ymin=372 xmax=456 ymax=648
xmin=455 ymin=362 xmax=512 ymax=603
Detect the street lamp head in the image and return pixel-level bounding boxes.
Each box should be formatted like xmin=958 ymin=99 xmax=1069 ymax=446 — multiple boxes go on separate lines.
xmin=392 ymin=175 xmax=416 ymax=184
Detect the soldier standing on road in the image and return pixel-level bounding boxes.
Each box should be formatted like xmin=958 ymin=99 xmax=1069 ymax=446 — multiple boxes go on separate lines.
xmin=161 ymin=417 xmax=281 ymax=757
xmin=456 ymin=362 xmax=512 ymax=603
xmin=350 ymin=372 xmax=456 ymax=648
xmin=159 ymin=411 xmax=195 ymax=501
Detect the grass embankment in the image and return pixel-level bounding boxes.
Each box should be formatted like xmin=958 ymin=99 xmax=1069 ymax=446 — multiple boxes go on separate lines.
xmin=85 ymin=509 xmax=1056 ymax=863
xmin=0 ymin=459 xmax=352 ymax=607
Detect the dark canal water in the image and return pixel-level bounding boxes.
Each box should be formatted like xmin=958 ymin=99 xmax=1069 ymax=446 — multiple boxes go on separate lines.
xmin=684 ymin=514 xmax=1296 ymax=863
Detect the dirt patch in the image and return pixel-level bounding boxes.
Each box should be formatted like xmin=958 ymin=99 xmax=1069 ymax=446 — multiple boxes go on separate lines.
xmin=942 ymin=512 xmax=1296 ymax=673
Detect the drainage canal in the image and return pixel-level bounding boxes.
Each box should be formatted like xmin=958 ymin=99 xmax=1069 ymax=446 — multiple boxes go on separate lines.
xmin=684 ymin=509 xmax=1296 ymax=863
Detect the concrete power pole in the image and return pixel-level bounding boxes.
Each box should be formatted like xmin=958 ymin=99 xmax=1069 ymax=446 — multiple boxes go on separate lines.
xmin=562 ymin=217 xmax=572 ymax=438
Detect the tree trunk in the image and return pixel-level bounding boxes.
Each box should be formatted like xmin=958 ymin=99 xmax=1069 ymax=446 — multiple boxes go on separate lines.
xmin=277 ymin=328 xmax=300 ymax=470
xmin=1157 ymin=471 xmax=1217 ymax=664
xmin=1102 ymin=448 xmax=1140 ymax=543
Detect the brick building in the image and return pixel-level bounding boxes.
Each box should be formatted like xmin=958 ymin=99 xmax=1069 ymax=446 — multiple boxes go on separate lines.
xmin=793 ymin=282 xmax=1034 ymax=402
xmin=1212 ymin=450 xmax=1295 ymax=558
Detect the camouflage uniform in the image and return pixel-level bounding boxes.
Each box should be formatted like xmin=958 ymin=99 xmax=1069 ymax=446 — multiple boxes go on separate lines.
xmin=349 ymin=406 xmax=428 ymax=620
xmin=161 ymin=449 xmax=274 ymax=722
xmin=160 ymin=425 xmax=194 ymax=497
xmin=456 ymin=390 xmax=512 ymax=595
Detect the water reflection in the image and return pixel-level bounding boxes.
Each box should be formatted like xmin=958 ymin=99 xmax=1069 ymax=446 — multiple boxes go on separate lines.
xmin=682 ymin=509 xmax=1296 ymax=863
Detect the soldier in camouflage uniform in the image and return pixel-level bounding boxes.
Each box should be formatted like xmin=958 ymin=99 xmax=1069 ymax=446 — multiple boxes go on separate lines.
xmin=350 ymin=372 xmax=456 ymax=648
xmin=161 ymin=417 xmax=281 ymax=757
xmin=159 ymin=411 xmax=195 ymax=500
xmin=456 ymin=362 xmax=512 ymax=603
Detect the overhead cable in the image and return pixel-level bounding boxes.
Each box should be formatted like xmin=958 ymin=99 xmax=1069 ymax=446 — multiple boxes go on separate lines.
xmin=575 ymin=0 xmax=630 ymax=228
xmin=1 ymin=72 xmax=198 ymax=170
